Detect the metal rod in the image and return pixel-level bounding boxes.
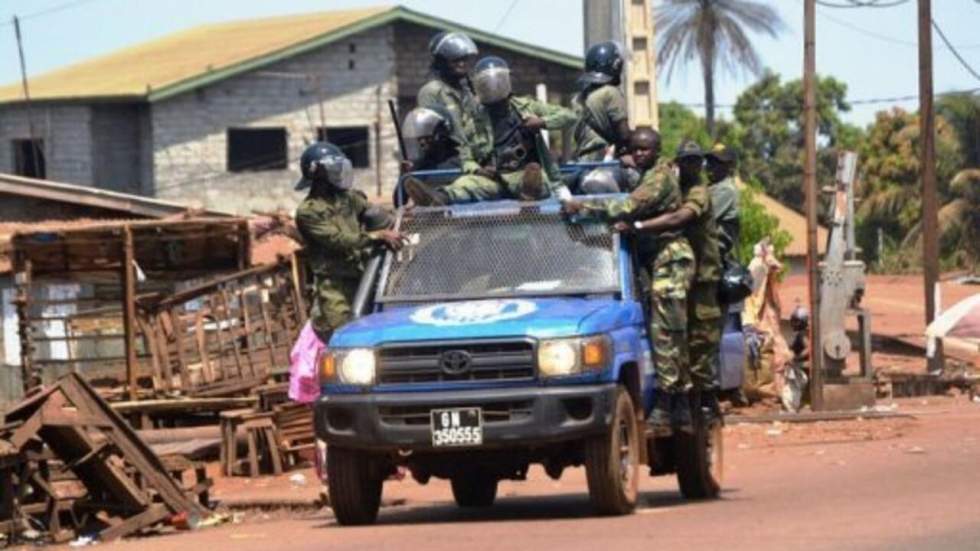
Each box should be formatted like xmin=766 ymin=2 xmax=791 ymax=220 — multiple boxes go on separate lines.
xmin=918 ymin=0 xmax=943 ymax=373
xmin=803 ymin=0 xmax=824 ymax=411
xmin=121 ymin=226 xmax=139 ymax=400
xmin=13 ymin=16 xmax=43 ymax=179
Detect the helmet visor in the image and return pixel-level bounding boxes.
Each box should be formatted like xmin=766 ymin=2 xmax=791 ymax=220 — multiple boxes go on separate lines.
xmin=433 ymin=32 xmax=478 ymax=60
xmin=325 ymin=156 xmax=354 ymax=190
xmin=473 ymin=67 xmax=512 ymax=104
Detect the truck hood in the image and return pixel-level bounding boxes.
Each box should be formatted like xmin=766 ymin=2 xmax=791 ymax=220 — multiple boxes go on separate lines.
xmin=330 ymin=297 xmax=641 ymax=348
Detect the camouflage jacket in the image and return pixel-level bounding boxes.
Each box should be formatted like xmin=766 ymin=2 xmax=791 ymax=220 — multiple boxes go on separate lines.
xmin=571 ymin=84 xmax=629 ymax=159
xmin=295 ymin=188 xmax=373 ymax=280
xmin=682 ymin=182 xmax=723 ymax=283
xmin=459 ymin=95 xmax=577 ymax=182
xmin=709 ymin=176 xmax=740 ymax=266
xmin=417 ymin=77 xmax=479 ymax=141
xmin=579 ymin=159 xmax=684 ymax=262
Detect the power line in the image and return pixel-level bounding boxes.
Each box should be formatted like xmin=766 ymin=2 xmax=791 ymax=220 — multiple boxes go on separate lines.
xmin=0 ymin=0 xmax=101 ymax=27
xmin=493 ymin=0 xmax=520 ymax=33
xmin=817 ymin=9 xmax=980 ymax=50
xmin=666 ymin=86 xmax=980 ymax=110
xmin=931 ymin=19 xmax=980 ymax=83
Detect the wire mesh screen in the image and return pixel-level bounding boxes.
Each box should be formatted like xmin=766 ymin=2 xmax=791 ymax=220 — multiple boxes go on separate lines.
xmin=380 ymin=207 xmax=619 ymax=301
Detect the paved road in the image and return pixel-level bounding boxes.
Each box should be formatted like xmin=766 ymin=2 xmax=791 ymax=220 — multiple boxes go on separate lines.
xmin=84 ymin=398 xmax=980 ymax=551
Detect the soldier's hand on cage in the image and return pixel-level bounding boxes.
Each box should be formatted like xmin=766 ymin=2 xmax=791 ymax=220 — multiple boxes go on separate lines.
xmin=611 ymin=221 xmax=632 ymax=233
xmin=475 ymin=166 xmax=498 ymax=179
xmin=619 ymin=154 xmax=636 ymax=170
xmin=399 ymin=160 xmax=415 ymax=174
xmin=522 ymin=116 xmax=546 ymax=132
xmin=561 ymin=199 xmax=583 ymax=216
xmin=370 ymin=229 xmax=409 ymax=251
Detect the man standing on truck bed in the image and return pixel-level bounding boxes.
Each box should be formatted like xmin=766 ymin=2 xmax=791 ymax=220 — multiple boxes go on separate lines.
xmin=572 ymin=42 xmax=632 ymax=164
xmin=417 ymin=31 xmax=480 ymax=135
xmin=294 ymin=142 xmax=407 ymax=343
xmin=562 ymin=129 xmax=695 ymax=432
xmin=404 ymin=56 xmax=577 ymax=206
xmin=630 ymin=140 xmax=724 ymax=422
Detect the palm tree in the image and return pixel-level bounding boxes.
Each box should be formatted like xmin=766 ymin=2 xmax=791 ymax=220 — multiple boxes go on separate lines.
xmin=655 ymin=0 xmax=786 ymax=136
xmin=903 ymin=169 xmax=980 ymax=272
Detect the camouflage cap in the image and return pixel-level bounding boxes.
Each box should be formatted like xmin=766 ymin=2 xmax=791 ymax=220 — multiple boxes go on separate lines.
xmin=706 ymin=143 xmax=736 ymax=164
xmin=675 ymin=139 xmax=704 ymax=160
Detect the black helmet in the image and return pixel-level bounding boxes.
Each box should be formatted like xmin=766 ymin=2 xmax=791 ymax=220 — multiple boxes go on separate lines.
xmin=676 ymin=139 xmax=705 ymax=160
xmin=402 ymin=106 xmax=454 ymax=164
xmin=428 ymin=31 xmax=478 ymax=61
xmin=295 ymin=142 xmax=353 ymax=191
xmin=706 ymin=143 xmax=737 ymax=164
xmin=580 ymin=41 xmax=624 ymax=86
xmin=472 ymin=56 xmax=512 ymax=104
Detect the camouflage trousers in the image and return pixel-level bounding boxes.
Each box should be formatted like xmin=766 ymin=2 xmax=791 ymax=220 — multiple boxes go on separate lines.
xmin=688 ymin=280 xmax=722 ymax=391
xmin=444 ymin=167 xmax=552 ymax=203
xmin=649 ymin=239 xmax=695 ymax=393
xmin=309 ymin=275 xmax=360 ymax=342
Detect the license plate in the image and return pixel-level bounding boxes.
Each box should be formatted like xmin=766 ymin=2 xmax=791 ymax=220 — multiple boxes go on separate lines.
xmin=430 ymin=407 xmax=483 ymax=447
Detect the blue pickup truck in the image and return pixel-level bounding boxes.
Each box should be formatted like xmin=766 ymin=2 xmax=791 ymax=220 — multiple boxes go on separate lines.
xmin=315 ymin=170 xmax=738 ymax=525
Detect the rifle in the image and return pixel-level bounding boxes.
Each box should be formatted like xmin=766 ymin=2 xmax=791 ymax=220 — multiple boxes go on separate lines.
xmin=388 ymin=99 xmax=408 ymax=161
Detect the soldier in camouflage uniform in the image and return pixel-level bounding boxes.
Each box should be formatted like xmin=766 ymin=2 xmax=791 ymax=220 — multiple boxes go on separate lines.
xmin=405 ymin=56 xmax=577 ymax=205
xmin=294 ymin=143 xmax=407 ymax=342
xmin=572 ymin=42 xmax=631 ymax=163
xmin=562 ymin=128 xmax=694 ymax=432
xmin=630 ymin=140 xmax=724 ymax=422
xmin=706 ymin=143 xmax=740 ymax=267
xmin=417 ymin=31 xmax=480 ymax=135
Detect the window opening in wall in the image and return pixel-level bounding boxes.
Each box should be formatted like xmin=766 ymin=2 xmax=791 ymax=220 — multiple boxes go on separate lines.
xmin=317 ymin=126 xmax=370 ymax=168
xmin=349 ymin=43 xmax=357 ymax=53
xmin=12 ymin=138 xmax=45 ymax=179
xmin=348 ymin=59 xmax=356 ymax=70
xmin=227 ymin=128 xmax=288 ymax=172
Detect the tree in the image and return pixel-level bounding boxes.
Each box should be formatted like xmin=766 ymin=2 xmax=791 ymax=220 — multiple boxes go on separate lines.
xmin=737 ymin=182 xmax=793 ymax=266
xmin=857 ymin=107 xmax=963 ymax=266
xmin=937 ymin=92 xmax=980 ymax=167
xmin=655 ymin=0 xmax=785 ymax=136
xmin=657 ymin=101 xmax=737 ymax=158
xmin=732 ymin=71 xmax=861 ymax=209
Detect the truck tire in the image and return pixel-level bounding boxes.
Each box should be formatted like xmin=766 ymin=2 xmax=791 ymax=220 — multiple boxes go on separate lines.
xmin=327 ymin=446 xmax=383 ymax=525
xmin=584 ymin=387 xmax=639 ymax=515
xmin=675 ymin=416 xmax=723 ymax=499
xmin=450 ymin=473 xmax=498 ymax=507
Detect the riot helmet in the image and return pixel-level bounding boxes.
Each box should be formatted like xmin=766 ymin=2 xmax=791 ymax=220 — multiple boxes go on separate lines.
xmin=401 ymin=106 xmax=454 ymax=164
xmin=471 ymin=56 xmax=512 ymax=105
xmin=580 ymin=41 xmax=624 ymax=86
xmin=295 ymin=142 xmax=354 ymax=192
xmin=428 ymin=31 xmax=479 ymax=62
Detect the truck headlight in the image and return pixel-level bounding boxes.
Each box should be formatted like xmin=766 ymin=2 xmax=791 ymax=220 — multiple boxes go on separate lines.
xmin=325 ymin=348 xmax=376 ymax=385
xmin=538 ymin=336 xmax=609 ymax=377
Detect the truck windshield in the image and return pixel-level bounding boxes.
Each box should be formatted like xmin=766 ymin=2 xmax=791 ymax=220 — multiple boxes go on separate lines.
xmin=378 ymin=207 xmax=619 ymax=302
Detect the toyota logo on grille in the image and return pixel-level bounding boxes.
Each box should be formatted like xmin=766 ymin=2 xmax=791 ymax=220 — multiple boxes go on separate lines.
xmin=439 ymin=350 xmax=472 ymax=376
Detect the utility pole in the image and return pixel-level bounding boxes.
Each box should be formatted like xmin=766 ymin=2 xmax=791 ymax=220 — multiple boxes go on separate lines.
xmin=13 ymin=16 xmax=43 ymax=178
xmin=917 ymin=0 xmax=943 ymax=373
xmin=803 ymin=0 xmax=824 ymax=410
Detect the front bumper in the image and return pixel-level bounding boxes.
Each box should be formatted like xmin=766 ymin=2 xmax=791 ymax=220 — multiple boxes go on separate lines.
xmin=314 ymin=383 xmax=618 ymax=451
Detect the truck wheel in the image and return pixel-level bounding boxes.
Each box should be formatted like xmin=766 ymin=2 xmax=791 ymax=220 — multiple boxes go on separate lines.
xmin=584 ymin=387 xmax=639 ymax=515
xmin=450 ymin=472 xmax=498 ymax=507
xmin=326 ymin=446 xmax=383 ymax=525
xmin=675 ymin=417 xmax=723 ymax=499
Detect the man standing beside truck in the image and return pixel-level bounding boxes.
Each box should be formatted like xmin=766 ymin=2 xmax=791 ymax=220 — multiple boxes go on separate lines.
xmin=630 ymin=141 xmax=724 ymax=422
xmin=562 ymin=128 xmax=695 ymax=432
xmin=294 ymin=142 xmax=407 ymax=343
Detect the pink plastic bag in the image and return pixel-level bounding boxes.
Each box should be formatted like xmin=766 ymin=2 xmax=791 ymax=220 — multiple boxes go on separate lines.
xmin=288 ymin=321 xmax=325 ymax=403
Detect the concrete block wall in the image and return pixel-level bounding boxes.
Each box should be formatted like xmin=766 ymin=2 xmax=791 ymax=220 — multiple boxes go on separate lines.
xmin=152 ymin=25 xmax=400 ymax=213
xmin=0 ymin=104 xmax=95 ymax=185
xmin=91 ymin=104 xmax=144 ymax=194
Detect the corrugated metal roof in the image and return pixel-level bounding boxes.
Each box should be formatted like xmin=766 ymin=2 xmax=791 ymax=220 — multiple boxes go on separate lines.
xmin=0 ymin=5 xmax=582 ymax=105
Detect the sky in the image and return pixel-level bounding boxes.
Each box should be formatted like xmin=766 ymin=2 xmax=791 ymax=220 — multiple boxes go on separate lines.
xmin=0 ymin=0 xmax=978 ymax=127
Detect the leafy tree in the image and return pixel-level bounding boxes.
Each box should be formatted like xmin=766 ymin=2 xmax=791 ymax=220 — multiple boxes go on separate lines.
xmin=655 ymin=0 xmax=785 ymax=136
xmin=657 ymin=101 xmax=737 ymax=158
xmin=937 ymin=92 xmax=980 ymax=167
xmin=857 ymin=107 xmax=963 ymax=265
xmin=737 ymin=181 xmax=793 ymax=266
xmin=732 ymin=72 xmax=862 ymax=209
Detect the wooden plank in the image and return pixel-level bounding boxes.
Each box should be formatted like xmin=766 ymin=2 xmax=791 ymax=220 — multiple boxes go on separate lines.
xmin=236 ymin=283 xmax=260 ymax=379
xmin=121 ymin=227 xmax=139 ymax=401
xmin=98 ymin=503 xmax=169 ymax=541
xmin=217 ymin=287 xmax=246 ymax=381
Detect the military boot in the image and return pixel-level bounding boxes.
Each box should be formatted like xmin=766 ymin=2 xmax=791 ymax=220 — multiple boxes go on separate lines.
xmin=671 ymin=392 xmax=694 ymax=433
xmin=403 ymin=176 xmax=449 ymax=206
xmin=519 ymin=162 xmax=546 ymax=201
xmin=647 ymin=392 xmax=672 ymax=436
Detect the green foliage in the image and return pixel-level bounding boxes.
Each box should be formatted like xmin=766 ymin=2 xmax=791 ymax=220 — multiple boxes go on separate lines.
xmin=732 ymin=71 xmax=861 ymax=209
xmin=937 ymin=93 xmax=980 ymax=167
xmin=736 ymin=182 xmax=793 ymax=266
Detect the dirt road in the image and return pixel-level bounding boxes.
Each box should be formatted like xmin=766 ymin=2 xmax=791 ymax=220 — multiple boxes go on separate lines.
xmin=49 ymin=397 xmax=980 ymax=551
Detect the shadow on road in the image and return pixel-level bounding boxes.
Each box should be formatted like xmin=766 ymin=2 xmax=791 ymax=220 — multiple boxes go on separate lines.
xmin=312 ymin=487 xmax=742 ymax=528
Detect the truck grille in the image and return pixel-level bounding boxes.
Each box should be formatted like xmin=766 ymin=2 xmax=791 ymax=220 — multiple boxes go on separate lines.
xmin=379 ymin=400 xmax=534 ymax=426
xmin=377 ymin=340 xmax=535 ymax=385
